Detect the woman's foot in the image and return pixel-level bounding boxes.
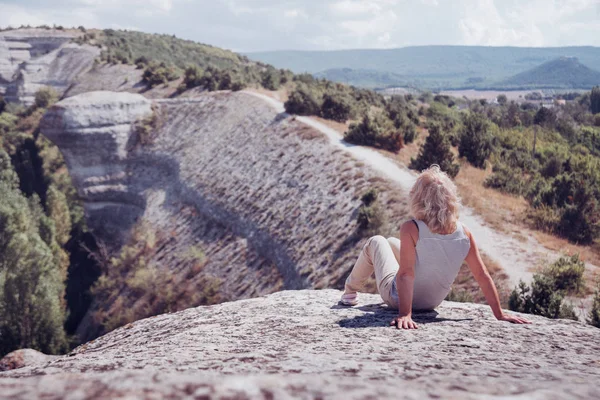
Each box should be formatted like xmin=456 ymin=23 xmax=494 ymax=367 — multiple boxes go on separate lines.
xmin=340 ymin=292 xmax=359 ymax=306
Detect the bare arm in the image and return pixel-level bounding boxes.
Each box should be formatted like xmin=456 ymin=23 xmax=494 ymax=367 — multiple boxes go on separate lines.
xmin=390 ymin=221 xmax=419 ymax=329
xmin=463 ymin=226 xmax=530 ymax=324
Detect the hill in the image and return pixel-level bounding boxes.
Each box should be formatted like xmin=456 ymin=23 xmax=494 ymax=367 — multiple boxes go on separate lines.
xmin=1 ymin=290 xmax=599 ymax=399
xmin=495 ymin=57 xmax=600 ymax=89
xmin=246 ymin=46 xmax=600 ymax=89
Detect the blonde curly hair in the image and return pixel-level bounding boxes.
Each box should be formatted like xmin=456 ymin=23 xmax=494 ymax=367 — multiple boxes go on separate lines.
xmin=409 ymin=165 xmax=461 ymax=234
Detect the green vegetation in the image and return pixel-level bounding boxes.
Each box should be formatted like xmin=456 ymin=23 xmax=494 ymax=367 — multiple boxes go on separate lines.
xmin=0 ymin=88 xmax=85 ymax=356
xmin=344 ymin=112 xmax=402 ymax=152
xmin=458 ymin=113 xmax=493 ymax=168
xmin=357 ymin=189 xmax=386 ymax=236
xmin=91 ymin=221 xmax=221 ymax=334
xmin=588 ymin=285 xmax=600 ymax=328
xmin=409 ymin=123 xmax=459 ymax=178
xmin=591 ymin=86 xmax=600 ymax=114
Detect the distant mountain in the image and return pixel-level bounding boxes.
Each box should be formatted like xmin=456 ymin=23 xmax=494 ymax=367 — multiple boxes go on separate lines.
xmin=494 ymin=57 xmax=600 ymax=89
xmin=246 ymin=46 xmax=600 ymax=90
xmin=314 ymin=68 xmax=409 ymax=88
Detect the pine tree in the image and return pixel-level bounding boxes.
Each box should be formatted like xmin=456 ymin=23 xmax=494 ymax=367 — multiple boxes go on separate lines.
xmin=458 ymin=112 xmax=493 ymax=169
xmin=591 ymin=86 xmax=600 ymax=115
xmin=409 ymin=123 xmax=459 ymax=178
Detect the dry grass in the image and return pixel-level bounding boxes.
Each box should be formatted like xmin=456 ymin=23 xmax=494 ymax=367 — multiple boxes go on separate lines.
xmin=454 ymin=161 xmax=528 ymax=232
xmin=451 ymin=252 xmax=511 ymax=307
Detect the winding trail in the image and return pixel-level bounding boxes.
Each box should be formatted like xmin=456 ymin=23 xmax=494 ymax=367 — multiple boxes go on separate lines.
xmin=244 ymin=90 xmax=570 ymax=287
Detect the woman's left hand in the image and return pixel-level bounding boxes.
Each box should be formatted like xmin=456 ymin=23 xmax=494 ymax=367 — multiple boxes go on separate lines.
xmin=497 ymin=314 xmax=531 ymax=324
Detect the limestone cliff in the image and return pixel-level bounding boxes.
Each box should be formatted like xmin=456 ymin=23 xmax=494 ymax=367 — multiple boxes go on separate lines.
xmin=0 ymin=290 xmax=598 ymax=399
xmin=0 ymin=29 xmax=99 ymax=104
xmin=41 ymin=90 xmax=408 ymax=339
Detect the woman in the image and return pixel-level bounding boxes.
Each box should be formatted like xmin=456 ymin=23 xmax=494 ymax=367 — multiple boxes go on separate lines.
xmin=340 ymin=165 xmax=530 ymax=329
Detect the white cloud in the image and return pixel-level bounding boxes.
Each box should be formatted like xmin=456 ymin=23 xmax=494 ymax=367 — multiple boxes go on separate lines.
xmin=0 ymin=0 xmax=598 ymax=51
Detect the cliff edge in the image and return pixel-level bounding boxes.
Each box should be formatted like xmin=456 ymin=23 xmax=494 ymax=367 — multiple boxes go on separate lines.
xmin=1 ymin=290 xmax=598 ymax=399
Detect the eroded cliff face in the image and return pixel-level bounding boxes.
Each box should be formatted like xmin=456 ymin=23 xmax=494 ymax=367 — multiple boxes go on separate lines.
xmin=1 ymin=290 xmax=598 ymax=399
xmin=41 ymin=90 xmax=409 ymax=338
xmin=0 ymin=29 xmax=99 ymax=104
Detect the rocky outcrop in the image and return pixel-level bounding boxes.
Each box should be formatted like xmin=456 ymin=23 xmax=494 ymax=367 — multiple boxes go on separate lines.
xmin=1 ymin=290 xmax=598 ymax=399
xmin=0 ymin=29 xmax=99 ymax=104
xmin=41 ymin=90 xmax=408 ymax=338
xmin=0 ymin=349 xmax=57 ymax=372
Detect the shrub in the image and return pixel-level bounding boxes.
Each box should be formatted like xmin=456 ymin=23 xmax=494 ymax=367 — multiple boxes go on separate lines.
xmin=284 ymin=85 xmax=321 ymax=116
xmin=261 ymin=69 xmax=280 ymax=91
xmin=588 ymin=286 xmax=600 ymax=328
xmin=357 ymin=189 xmax=386 ymax=235
xmin=34 ymin=87 xmax=58 ymax=109
xmin=320 ymin=93 xmax=353 ymax=122
xmin=344 ymin=112 xmax=403 ymax=153
xmin=484 ymin=162 xmax=526 ymax=195
xmin=0 ymin=95 xmax=5 ymax=113
xmin=409 ymin=123 xmax=459 ymax=178
xmin=544 ymin=254 xmax=585 ymax=294
xmin=91 ymin=221 xmax=221 ymax=334
xmin=497 ymin=94 xmax=507 ymax=105
xmin=132 ymin=109 xmax=158 ymax=147
xmin=508 ymin=275 xmax=577 ymax=320
xmin=142 ymin=61 xmax=180 ymax=87
xmin=458 ymin=112 xmax=494 ymax=169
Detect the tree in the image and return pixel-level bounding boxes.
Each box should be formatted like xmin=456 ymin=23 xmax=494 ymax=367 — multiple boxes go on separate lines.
xmin=261 ymin=69 xmax=280 ymax=91
xmin=284 ymin=85 xmax=321 ymax=116
xmin=0 ymin=95 xmax=6 ymax=114
xmin=591 ymin=86 xmax=600 ymax=115
xmin=534 ymin=106 xmax=557 ymax=128
xmin=0 ymin=151 xmax=68 ymax=356
xmin=497 ymin=94 xmax=508 ymax=105
xmin=458 ymin=112 xmax=494 ymax=168
xmin=409 ymin=123 xmax=459 ymax=178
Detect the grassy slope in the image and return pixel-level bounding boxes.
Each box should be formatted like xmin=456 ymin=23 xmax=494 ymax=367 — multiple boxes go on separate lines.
xmin=246 ymin=46 xmax=600 ymax=89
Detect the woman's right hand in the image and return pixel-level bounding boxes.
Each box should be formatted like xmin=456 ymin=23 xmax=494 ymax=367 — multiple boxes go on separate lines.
xmin=390 ymin=315 xmax=418 ymax=329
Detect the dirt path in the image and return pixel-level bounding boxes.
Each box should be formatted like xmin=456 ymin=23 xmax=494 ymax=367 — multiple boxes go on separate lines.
xmin=244 ymin=90 xmax=572 ymax=287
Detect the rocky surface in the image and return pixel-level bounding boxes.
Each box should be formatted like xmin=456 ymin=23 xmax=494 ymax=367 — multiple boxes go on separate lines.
xmin=41 ymin=90 xmax=408 ymax=339
xmin=0 ymin=349 xmax=57 ymax=372
xmin=0 ymin=29 xmax=98 ymax=104
xmin=1 ymin=290 xmax=598 ymax=399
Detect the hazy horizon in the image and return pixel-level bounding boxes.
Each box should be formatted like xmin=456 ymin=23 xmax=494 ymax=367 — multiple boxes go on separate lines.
xmin=1 ymin=0 xmax=599 ymax=52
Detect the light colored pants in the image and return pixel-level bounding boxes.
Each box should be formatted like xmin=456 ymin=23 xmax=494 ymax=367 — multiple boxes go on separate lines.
xmin=344 ymin=235 xmax=400 ymax=307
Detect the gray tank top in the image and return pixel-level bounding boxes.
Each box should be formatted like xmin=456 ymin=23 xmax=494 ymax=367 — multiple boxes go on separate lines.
xmin=391 ymin=219 xmax=471 ymax=310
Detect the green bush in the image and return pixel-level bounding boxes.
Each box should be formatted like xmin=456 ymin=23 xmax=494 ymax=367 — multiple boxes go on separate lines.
xmin=544 ymin=254 xmax=585 ymax=293
xmin=320 ymin=93 xmax=353 ymax=122
xmin=284 ymin=85 xmax=321 ymax=116
xmin=409 ymin=123 xmax=459 ymax=178
xmin=445 ymin=288 xmax=474 ymax=303
xmin=344 ymin=112 xmax=402 ymax=153
xmin=508 ymin=274 xmax=577 ymax=321
xmin=357 ymin=189 xmax=386 ymax=236
xmin=458 ymin=112 xmax=494 ymax=168
xmin=34 ymin=87 xmax=58 ymax=109
xmin=484 ymin=162 xmax=526 ymax=195
xmin=587 ymin=286 xmax=600 ymax=328
xmin=142 ymin=61 xmax=180 ymax=87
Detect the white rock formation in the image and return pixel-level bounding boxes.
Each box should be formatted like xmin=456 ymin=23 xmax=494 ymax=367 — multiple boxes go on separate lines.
xmin=0 ymin=29 xmax=99 ymax=104
xmin=0 ymin=290 xmax=598 ymax=399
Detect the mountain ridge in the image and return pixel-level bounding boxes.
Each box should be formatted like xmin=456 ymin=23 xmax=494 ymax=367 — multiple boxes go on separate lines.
xmin=246 ymin=45 xmax=600 ymax=89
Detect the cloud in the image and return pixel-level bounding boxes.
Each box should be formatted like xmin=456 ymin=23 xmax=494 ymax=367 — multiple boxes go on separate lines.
xmin=0 ymin=0 xmax=598 ymax=51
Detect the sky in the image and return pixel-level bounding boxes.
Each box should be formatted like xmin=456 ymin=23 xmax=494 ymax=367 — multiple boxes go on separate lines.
xmin=1 ymin=0 xmax=599 ymax=52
